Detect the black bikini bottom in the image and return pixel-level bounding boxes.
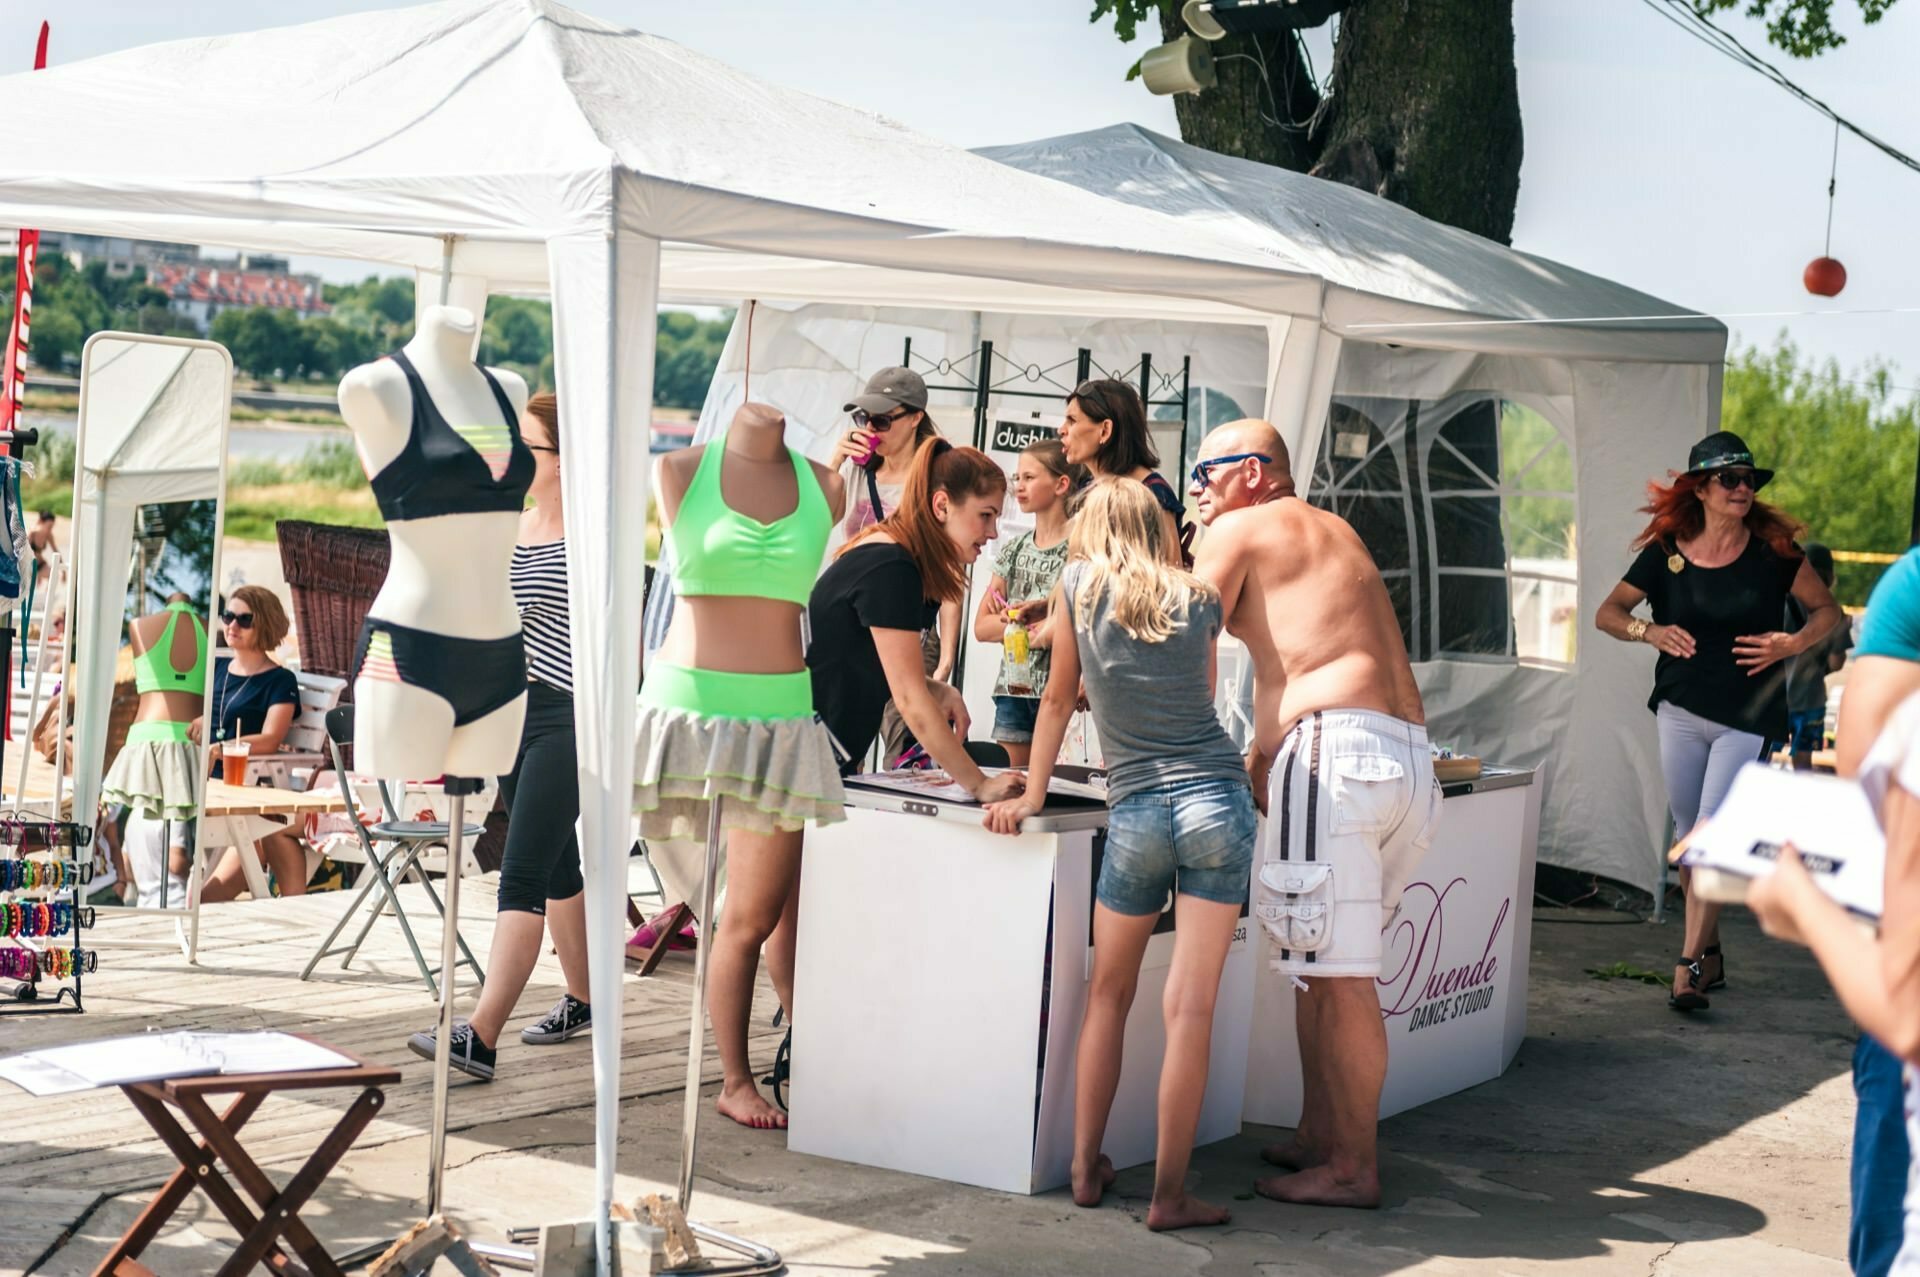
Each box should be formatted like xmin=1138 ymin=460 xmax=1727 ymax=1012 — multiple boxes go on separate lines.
xmin=353 ymin=617 xmax=527 ymax=727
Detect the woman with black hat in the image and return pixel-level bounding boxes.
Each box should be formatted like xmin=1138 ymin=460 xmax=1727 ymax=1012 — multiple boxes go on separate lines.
xmin=1595 ymin=431 xmax=1841 ymax=1013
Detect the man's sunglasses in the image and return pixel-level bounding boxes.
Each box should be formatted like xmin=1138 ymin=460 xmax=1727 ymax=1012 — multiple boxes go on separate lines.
xmin=1190 ymin=452 xmax=1272 ymax=489
xmin=852 ymin=407 xmax=911 ymax=431
xmin=220 ymin=611 xmax=255 ymax=629
xmin=1710 ymin=469 xmax=1760 ymax=491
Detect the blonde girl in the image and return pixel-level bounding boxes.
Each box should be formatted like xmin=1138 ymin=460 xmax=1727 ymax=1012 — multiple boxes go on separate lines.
xmin=986 ymin=477 xmax=1254 ymax=1233
xmin=972 ymin=438 xmax=1080 ymax=764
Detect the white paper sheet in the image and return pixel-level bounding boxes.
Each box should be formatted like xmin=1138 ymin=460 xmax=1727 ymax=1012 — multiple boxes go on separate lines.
xmin=0 ymin=1030 xmax=355 ymax=1096
xmin=848 ymin=768 xmax=1106 ymax=806
xmin=1679 ymin=763 xmax=1885 ymax=919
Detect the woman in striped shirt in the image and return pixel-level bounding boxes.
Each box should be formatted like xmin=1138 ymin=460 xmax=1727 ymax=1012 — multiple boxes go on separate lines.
xmin=406 ymin=392 xmax=591 ymax=1081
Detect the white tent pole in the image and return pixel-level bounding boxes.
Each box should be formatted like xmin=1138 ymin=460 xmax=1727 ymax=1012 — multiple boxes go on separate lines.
xmin=15 ymin=552 xmax=59 ymax=808
xmin=548 ymin=222 xmax=660 ymax=1275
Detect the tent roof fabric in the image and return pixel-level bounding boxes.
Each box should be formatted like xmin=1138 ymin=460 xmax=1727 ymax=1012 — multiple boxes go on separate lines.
xmin=980 ymin=125 xmax=1727 ymax=362
xmin=0 ymin=0 xmax=1316 ymax=316
xmin=0 ymin=0 xmax=1718 ymax=360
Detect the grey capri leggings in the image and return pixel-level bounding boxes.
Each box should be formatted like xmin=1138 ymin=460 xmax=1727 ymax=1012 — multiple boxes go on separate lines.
xmin=1656 ymin=701 xmax=1774 ymax=834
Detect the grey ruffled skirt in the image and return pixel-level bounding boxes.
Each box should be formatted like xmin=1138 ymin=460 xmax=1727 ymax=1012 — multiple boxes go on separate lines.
xmin=103 ymin=738 xmax=201 ymax=822
xmin=632 ymin=707 xmax=847 ymax=842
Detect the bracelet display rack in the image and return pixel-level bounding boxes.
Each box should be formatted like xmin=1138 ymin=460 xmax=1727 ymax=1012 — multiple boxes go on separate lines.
xmin=0 ymin=817 xmax=97 ymax=1015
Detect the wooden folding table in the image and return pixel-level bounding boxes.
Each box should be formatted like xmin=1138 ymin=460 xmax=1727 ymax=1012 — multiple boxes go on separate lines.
xmin=95 ymin=1040 xmax=400 ymax=1277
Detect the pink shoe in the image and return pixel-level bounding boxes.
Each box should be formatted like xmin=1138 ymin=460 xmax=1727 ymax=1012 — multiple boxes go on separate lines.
xmin=625 ymin=903 xmax=692 ymax=977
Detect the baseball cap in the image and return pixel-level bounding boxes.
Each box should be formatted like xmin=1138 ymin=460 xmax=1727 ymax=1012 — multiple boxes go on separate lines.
xmin=844 ymin=366 xmax=928 ymax=417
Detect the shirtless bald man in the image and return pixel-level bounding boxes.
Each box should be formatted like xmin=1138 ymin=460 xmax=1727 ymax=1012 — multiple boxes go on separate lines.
xmin=1191 ymin=418 xmax=1438 ymax=1209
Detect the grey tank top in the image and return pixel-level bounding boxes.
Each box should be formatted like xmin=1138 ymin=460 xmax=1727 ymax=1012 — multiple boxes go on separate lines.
xmin=1059 ymin=560 xmax=1246 ymax=802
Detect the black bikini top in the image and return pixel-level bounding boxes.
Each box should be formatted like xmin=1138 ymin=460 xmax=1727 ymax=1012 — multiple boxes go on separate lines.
xmin=367 ymin=350 xmax=535 ymax=522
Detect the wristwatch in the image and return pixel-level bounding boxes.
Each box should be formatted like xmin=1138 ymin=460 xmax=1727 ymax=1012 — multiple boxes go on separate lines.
xmin=1625 ymin=617 xmax=1650 ymax=643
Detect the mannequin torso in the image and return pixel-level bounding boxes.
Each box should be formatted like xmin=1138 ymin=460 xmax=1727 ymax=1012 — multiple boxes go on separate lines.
xmin=338 ymin=305 xmax=531 ymax=777
xmin=127 ymin=604 xmax=206 ymax=725
xmin=654 ymin=404 xmax=844 ymax=676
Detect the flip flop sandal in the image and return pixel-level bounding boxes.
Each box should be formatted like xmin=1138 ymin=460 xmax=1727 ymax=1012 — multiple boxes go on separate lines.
xmin=759 ymin=1027 xmax=792 ymax=1112
xmin=625 ymin=901 xmax=693 ymax=977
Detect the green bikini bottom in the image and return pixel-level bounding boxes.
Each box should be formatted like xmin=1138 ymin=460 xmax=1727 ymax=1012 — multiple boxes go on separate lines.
xmin=125 ymin=720 xmax=193 ymax=745
xmin=639 ymin=663 xmax=814 ymax=721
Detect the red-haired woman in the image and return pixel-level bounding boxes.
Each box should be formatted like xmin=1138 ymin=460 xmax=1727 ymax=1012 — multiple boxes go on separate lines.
xmin=1595 ymin=431 xmax=1841 ymax=1013
xmin=707 ymin=438 xmax=1025 ymax=1130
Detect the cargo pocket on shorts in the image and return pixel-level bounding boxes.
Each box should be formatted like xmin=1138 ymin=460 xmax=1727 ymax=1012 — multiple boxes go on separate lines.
xmin=1256 ymin=860 xmax=1335 ymax=953
xmin=1328 ymin=754 xmax=1407 ymax=836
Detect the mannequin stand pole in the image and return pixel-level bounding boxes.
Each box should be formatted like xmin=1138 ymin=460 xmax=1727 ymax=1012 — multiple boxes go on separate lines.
xmin=346 ymin=777 xmax=535 ymax=1276
xmin=425 ymin=776 xmax=479 ymax=1218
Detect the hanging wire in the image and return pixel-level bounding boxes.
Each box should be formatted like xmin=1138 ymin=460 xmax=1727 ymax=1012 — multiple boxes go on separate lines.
xmin=1641 ymin=0 xmax=1920 ymax=176
xmin=1824 ymin=117 xmax=1841 ymax=257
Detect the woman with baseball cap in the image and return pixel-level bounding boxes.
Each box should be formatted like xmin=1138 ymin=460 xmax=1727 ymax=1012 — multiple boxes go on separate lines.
xmin=1594 ymin=430 xmax=1842 ymax=1013
xmin=832 ymin=367 xmax=961 ymax=755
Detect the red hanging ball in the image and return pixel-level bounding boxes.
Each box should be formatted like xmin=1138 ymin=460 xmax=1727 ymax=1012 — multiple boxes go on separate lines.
xmin=1804 ymin=256 xmax=1847 ymax=297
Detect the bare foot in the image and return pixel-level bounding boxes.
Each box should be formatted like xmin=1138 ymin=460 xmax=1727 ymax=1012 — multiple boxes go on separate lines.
xmin=1254 ymin=1164 xmax=1381 ymax=1209
xmin=716 ymin=1083 xmax=787 ymax=1130
xmin=1071 ymin=1154 xmax=1117 ymax=1207
xmin=1259 ymin=1136 xmax=1324 ymax=1171
xmin=1147 ymin=1191 xmax=1231 ymax=1231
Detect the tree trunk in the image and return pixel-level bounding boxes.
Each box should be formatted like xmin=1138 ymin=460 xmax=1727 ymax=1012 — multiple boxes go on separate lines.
xmin=1157 ymin=0 xmax=1523 ymax=244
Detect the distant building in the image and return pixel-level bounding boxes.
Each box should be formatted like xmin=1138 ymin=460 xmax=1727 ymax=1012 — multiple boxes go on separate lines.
xmin=148 ymin=262 xmax=330 ymax=334
xmin=18 ymin=234 xmax=329 ymax=335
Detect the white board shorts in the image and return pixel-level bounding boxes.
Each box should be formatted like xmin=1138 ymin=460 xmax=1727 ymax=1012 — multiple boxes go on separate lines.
xmin=1257 ymin=709 xmax=1440 ymax=978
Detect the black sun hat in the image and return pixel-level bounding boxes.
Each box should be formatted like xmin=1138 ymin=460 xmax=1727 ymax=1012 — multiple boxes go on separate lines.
xmin=1684 ymin=431 xmax=1774 ymax=491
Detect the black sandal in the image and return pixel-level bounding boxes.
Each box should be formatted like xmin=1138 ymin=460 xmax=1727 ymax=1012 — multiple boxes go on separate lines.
xmin=1702 ymin=943 xmax=1726 ymax=991
xmin=760 ymin=1027 xmax=792 ymax=1112
xmin=1669 ymin=955 xmax=1710 ymax=1013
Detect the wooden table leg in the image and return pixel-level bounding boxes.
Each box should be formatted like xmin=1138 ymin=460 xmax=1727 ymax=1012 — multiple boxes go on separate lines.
xmin=95 ymin=1088 xmax=268 ymax=1276
xmin=114 ymin=1089 xmax=305 ymax=1276
xmin=178 ymin=1087 xmax=386 ymax=1277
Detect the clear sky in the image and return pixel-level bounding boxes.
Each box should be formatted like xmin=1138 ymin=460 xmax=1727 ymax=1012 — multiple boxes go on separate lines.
xmin=11 ymin=0 xmax=1919 ymax=389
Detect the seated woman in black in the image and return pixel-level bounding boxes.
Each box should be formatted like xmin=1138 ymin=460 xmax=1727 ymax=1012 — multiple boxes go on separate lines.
xmin=190 ymin=586 xmax=308 ymax=901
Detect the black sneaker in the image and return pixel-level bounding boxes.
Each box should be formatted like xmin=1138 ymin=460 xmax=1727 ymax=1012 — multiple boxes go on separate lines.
xmin=407 ymin=1021 xmax=496 ymax=1081
xmin=520 ymin=994 xmax=591 ymax=1045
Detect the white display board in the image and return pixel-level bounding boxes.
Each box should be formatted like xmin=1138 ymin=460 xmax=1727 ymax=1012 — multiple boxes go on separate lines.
xmin=1243 ymin=771 xmax=1543 ymax=1124
xmin=793 ymin=803 xmax=1250 ymax=1194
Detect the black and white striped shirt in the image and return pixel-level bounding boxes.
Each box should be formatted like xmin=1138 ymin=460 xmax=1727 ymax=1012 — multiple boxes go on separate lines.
xmin=511 ymin=540 xmax=572 ymax=694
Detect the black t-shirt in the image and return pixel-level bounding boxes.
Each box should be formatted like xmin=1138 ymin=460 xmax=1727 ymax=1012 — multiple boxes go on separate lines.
xmin=1622 ymin=535 xmax=1803 ymax=739
xmin=807 ymin=542 xmax=938 ymax=768
xmin=209 ymin=658 xmax=300 ymax=776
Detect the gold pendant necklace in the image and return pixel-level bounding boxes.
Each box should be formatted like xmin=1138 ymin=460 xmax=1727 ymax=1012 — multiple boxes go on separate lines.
xmin=1668 ymin=553 xmax=1685 ymax=575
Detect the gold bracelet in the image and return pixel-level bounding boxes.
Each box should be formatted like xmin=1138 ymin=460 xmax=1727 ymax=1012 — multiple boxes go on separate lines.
xmin=1626 ymin=618 xmax=1650 ymax=643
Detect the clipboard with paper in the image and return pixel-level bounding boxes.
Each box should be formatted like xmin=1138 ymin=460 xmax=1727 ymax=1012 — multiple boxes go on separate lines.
xmin=1676 ymin=762 xmax=1885 ymax=921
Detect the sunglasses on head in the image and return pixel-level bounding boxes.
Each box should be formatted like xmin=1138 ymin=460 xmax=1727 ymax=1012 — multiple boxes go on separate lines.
xmin=220 ymin=610 xmax=254 ymax=629
xmin=1710 ymin=469 xmax=1759 ymax=491
xmin=852 ymin=407 xmax=910 ymax=431
xmin=1189 ymin=452 xmax=1272 ymax=489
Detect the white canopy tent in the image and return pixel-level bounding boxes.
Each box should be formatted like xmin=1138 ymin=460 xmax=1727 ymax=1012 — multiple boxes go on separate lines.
xmin=0 ymin=0 xmax=1354 ymax=1256
xmin=687 ymin=124 xmax=1729 ymax=899
xmin=0 ymin=0 xmax=1722 ymax=1256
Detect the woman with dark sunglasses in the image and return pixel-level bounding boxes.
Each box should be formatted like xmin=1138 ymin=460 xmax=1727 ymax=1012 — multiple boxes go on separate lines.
xmin=192 ymin=585 xmax=308 ymax=903
xmin=1594 ymin=431 xmax=1841 ymax=1013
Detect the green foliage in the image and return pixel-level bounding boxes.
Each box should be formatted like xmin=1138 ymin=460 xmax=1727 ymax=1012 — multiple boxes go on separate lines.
xmin=1088 ymin=0 xmax=1161 ymax=43
xmin=1501 ymin=404 xmax=1577 ymax=560
xmin=1719 ymin=335 xmax=1919 ymax=605
xmin=227 ymin=439 xmax=367 ymax=491
xmin=1691 ymin=0 xmax=1900 ymax=56
xmin=653 ymin=310 xmax=733 ymax=410
xmin=23 ymin=428 xmax=74 ymax=485
xmin=208 ymin=307 xmax=374 ymax=380
xmin=29 ymin=309 xmax=84 ymax=371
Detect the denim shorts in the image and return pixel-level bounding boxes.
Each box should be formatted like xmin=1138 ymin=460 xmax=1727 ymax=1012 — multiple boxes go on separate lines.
xmin=992 ymin=695 xmax=1041 ymax=744
xmin=1099 ymin=776 xmax=1256 ymax=915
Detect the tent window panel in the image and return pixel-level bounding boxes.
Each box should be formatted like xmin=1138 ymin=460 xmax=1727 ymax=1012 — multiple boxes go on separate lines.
xmin=1433 ymin=569 xmax=1514 ymax=658
xmin=1311 ymin=399 xmax=1416 ymax=655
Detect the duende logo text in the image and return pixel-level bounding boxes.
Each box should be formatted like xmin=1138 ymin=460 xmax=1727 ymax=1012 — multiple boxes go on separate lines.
xmin=1377 ymin=876 xmax=1510 ymax=1034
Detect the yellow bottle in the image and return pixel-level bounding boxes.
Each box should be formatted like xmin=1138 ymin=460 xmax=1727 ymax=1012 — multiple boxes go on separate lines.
xmin=1003 ymin=610 xmax=1030 ymax=664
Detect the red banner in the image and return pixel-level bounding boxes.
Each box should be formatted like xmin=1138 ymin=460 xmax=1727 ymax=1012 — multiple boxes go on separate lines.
xmin=1 ymin=23 xmax=49 ymax=441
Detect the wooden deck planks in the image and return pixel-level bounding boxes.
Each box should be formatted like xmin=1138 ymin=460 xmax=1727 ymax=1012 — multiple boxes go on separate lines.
xmin=1 ymin=879 xmax=776 ymax=1270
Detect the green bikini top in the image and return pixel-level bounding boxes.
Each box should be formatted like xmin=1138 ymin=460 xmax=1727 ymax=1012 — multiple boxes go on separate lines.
xmin=668 ymin=436 xmax=830 ymax=607
xmin=133 ymin=600 xmax=209 ymax=696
